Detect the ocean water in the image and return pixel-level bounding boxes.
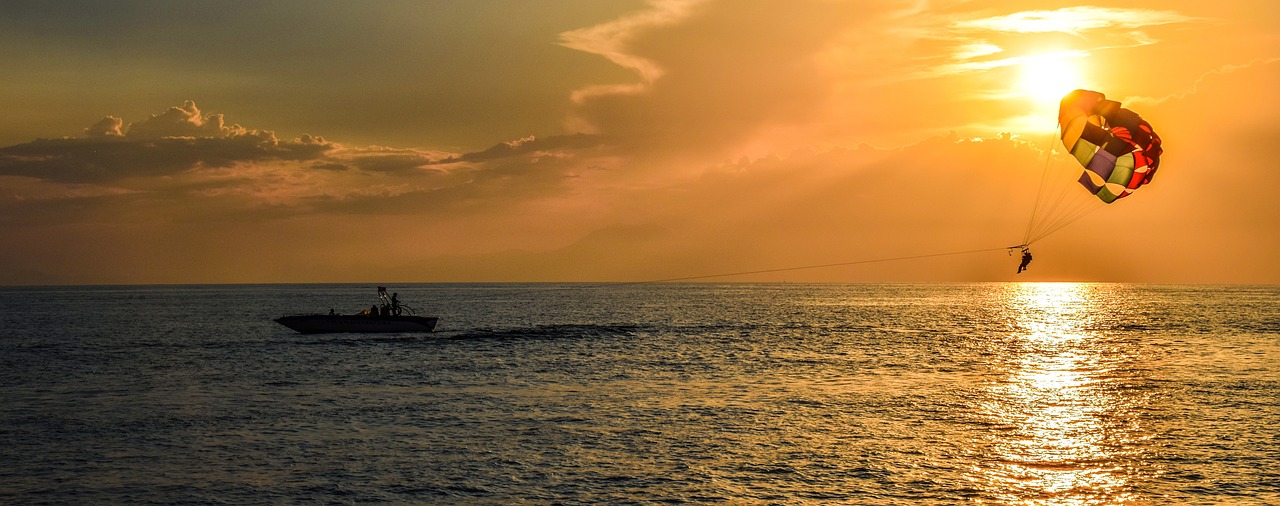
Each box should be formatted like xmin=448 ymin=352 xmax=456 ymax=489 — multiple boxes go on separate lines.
xmin=1 ymin=283 xmax=1277 ymax=505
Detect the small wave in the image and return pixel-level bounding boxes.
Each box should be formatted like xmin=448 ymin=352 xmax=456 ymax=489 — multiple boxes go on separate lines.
xmin=735 ymin=462 xmax=802 ymax=476
xmin=994 ymin=457 xmax=1117 ymax=471
xmin=291 ymin=335 xmax=432 ymax=346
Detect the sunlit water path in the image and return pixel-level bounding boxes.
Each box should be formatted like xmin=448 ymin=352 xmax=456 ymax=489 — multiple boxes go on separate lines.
xmin=2 ymin=283 xmax=1277 ymax=504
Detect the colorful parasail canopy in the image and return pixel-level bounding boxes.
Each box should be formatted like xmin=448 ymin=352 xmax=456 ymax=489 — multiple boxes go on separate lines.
xmin=1058 ymin=89 xmax=1163 ymax=203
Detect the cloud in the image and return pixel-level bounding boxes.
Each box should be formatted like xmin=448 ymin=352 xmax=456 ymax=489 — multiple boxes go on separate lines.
xmin=1135 ymin=57 xmax=1280 ymax=104
xmin=123 ymin=100 xmax=246 ymax=139
xmin=560 ymin=0 xmax=910 ymax=159
xmin=954 ymin=7 xmax=1199 ymax=35
xmin=0 ymin=100 xmax=600 ymax=217
xmin=435 ymin=133 xmax=603 ymax=164
xmin=0 ymin=132 xmax=332 ymax=184
xmin=558 ymin=0 xmax=707 ymax=105
xmin=84 ymin=116 xmax=124 ymax=137
xmin=884 ymin=6 xmax=1203 ymax=86
xmin=0 ymin=100 xmax=335 ymax=184
xmin=0 ymin=100 xmax=609 ymax=232
xmin=916 ymin=49 xmax=1092 ymax=82
xmin=952 ymin=43 xmax=1004 ymax=61
xmin=340 ymin=145 xmax=452 ymax=175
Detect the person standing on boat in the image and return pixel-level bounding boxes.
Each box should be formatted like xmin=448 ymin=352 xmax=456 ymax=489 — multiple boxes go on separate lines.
xmin=376 ymin=286 xmax=391 ymax=316
xmin=391 ymin=292 xmax=402 ymax=316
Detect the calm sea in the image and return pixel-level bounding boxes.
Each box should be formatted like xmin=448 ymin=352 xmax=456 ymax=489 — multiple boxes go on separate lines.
xmin=1 ymin=283 xmax=1277 ymax=504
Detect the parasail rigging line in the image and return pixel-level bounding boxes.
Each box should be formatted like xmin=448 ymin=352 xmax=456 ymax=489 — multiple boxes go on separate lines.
xmin=592 ymin=246 xmax=1020 ymax=287
xmin=548 ymin=90 xmax=1167 ymax=289
xmin=1021 ymin=128 xmax=1064 ymax=247
xmin=1019 ymin=124 xmax=1100 ymax=248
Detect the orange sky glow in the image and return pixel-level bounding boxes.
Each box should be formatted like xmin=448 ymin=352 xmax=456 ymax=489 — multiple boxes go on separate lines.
xmin=1 ymin=0 xmax=1277 ymax=284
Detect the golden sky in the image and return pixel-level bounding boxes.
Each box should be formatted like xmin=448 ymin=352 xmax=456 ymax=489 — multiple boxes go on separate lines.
xmin=1 ymin=0 xmax=1277 ymax=284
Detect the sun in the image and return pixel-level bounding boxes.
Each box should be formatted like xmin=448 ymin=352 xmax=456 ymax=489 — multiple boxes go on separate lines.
xmin=1016 ymin=52 xmax=1087 ymax=109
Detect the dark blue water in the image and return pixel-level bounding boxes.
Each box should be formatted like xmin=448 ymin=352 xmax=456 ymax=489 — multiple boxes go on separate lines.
xmin=2 ymin=283 xmax=1278 ymax=504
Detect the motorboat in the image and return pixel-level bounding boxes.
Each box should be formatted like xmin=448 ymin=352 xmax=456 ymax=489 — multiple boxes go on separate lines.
xmin=275 ymin=313 xmax=438 ymax=334
xmin=275 ymin=287 xmax=438 ymax=334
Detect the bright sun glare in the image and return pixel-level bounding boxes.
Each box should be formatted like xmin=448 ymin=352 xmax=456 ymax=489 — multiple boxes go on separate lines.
xmin=1017 ymin=53 xmax=1086 ymax=108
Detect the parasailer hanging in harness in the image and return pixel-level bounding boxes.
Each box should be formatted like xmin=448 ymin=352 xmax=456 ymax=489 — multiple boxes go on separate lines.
xmin=1013 ymin=89 xmax=1166 ymax=272
xmin=1016 ymin=248 xmax=1033 ymax=274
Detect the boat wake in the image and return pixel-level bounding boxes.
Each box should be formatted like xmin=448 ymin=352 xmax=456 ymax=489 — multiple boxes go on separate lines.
xmin=444 ymin=324 xmax=650 ymax=342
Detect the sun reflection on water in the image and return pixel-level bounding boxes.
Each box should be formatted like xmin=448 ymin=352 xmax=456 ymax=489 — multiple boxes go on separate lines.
xmin=973 ymin=283 xmax=1142 ymax=505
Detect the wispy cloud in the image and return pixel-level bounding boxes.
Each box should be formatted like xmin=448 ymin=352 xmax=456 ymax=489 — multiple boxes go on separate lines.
xmin=928 ymin=49 xmax=1092 ymax=80
xmin=1133 ymin=57 xmax=1280 ymax=104
xmin=952 ymin=42 xmax=1004 ymax=61
xmin=558 ymin=0 xmax=707 ymax=105
xmin=873 ymin=5 xmax=1202 ymax=87
xmin=954 ymin=6 xmax=1199 ymax=35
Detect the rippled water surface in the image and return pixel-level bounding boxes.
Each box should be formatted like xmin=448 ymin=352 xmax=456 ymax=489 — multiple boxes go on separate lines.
xmin=2 ymin=283 xmax=1278 ymax=504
